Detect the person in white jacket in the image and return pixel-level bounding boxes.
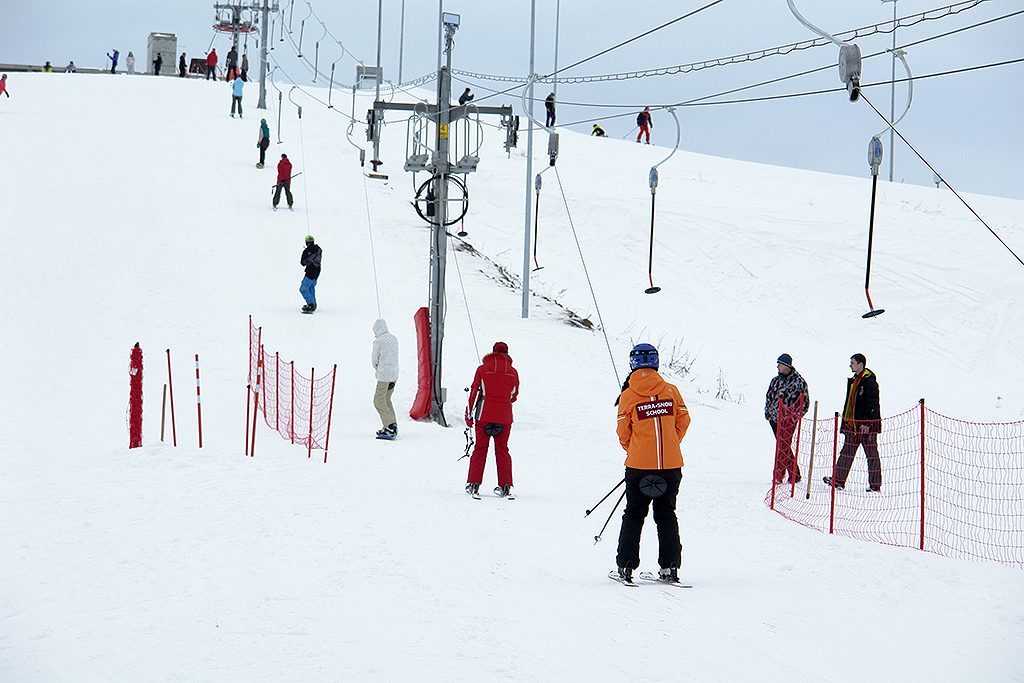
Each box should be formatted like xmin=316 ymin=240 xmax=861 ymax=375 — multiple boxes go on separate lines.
xmin=371 ymin=319 xmax=399 ymax=439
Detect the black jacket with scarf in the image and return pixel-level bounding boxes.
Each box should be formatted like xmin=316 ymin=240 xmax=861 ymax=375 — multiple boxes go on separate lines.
xmin=842 ymin=369 xmax=881 ymax=434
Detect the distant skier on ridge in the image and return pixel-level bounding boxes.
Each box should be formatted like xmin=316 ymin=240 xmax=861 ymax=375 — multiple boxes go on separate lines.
xmin=636 ymin=107 xmax=653 ymax=144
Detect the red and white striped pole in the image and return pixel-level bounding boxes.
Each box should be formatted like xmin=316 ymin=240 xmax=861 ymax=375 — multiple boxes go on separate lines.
xmin=250 ymin=353 xmax=262 ymax=457
xmin=323 ymin=364 xmax=338 ymax=464
xmin=195 ymin=354 xmax=203 ymax=448
xmin=166 ymin=349 xmax=177 ymax=447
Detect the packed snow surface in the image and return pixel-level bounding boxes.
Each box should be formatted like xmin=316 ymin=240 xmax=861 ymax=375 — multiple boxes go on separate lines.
xmin=1 ymin=73 xmax=1022 ymax=681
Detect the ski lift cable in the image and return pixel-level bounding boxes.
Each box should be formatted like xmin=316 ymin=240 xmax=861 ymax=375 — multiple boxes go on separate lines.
xmin=360 ymin=172 xmax=383 ymax=318
xmin=546 ymin=0 xmax=728 ymax=81
xmin=652 ymin=107 xmax=681 ymax=172
xmin=448 ymin=236 xmax=482 ymax=363
xmin=288 ymin=86 xmax=313 ymax=232
xmin=450 ymin=0 xmax=992 ymax=86
xmin=786 ymin=0 xmax=848 ymax=48
xmin=551 ymin=166 xmax=622 ymax=389
xmin=858 ymin=91 xmax=1024 ymax=270
xmin=874 ymin=49 xmax=914 ymax=139
xmin=454 ymin=7 xmax=1022 ymax=116
xmin=554 ymin=55 xmax=1024 ymax=128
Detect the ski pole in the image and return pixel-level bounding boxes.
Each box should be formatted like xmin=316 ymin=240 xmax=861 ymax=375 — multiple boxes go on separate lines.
xmin=594 ymin=489 xmax=627 ymax=544
xmin=584 ymin=478 xmax=626 ymax=517
xmin=457 ymin=425 xmax=474 ymax=461
xmin=269 ymin=171 xmax=303 ymax=188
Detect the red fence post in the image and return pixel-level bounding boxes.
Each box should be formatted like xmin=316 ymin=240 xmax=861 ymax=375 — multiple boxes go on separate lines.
xmin=195 ymin=354 xmax=203 ymax=448
xmin=166 ymin=349 xmax=177 ymax=447
xmin=275 ymin=352 xmax=280 ymax=431
xmin=919 ymin=398 xmax=926 ymax=551
xmin=128 ymin=343 xmax=143 ymax=449
xmin=308 ymin=367 xmax=315 ymax=459
xmin=290 ymin=361 xmax=295 ymax=444
xmin=248 ymin=314 xmax=252 ymax=387
xmin=161 ymin=383 xmax=167 ymax=443
xmin=250 ymin=354 xmax=262 ymax=457
xmin=829 ymin=412 xmax=839 ymax=535
xmin=245 ymin=384 xmax=251 ymax=456
xmin=323 ymin=365 xmax=338 ymax=464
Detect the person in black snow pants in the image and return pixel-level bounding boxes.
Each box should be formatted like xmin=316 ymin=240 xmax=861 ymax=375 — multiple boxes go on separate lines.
xmin=544 ymin=92 xmax=556 ymax=127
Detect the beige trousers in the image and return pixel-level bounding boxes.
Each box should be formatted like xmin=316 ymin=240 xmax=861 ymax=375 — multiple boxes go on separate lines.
xmin=374 ymin=381 xmax=397 ymax=428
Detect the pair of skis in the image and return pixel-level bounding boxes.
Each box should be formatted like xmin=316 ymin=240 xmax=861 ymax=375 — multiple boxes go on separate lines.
xmin=608 ymin=571 xmax=693 ymax=589
xmin=468 ymin=487 xmax=515 ymax=501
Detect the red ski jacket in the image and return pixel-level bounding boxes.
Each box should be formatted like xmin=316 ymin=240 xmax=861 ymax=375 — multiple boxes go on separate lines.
xmin=277 ymin=157 xmax=292 ymax=184
xmin=207 ymin=50 xmax=218 ymax=67
xmin=467 ymin=352 xmax=519 ymax=425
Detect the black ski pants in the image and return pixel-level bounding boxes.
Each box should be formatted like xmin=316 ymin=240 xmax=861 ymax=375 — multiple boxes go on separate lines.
xmin=545 ymin=106 xmax=555 ymax=127
xmin=231 ymin=95 xmax=243 ymax=116
xmin=616 ymin=466 xmax=682 ymax=570
xmin=273 ymin=181 xmax=293 ymax=208
xmin=258 ymin=139 xmax=269 ymax=165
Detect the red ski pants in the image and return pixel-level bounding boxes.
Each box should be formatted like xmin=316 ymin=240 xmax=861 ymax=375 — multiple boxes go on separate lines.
xmin=467 ymin=422 xmax=513 ymax=487
xmin=637 ymin=123 xmax=650 ymax=143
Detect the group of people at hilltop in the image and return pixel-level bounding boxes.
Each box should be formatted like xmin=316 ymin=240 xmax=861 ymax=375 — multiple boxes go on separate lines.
xmin=203 ymin=47 xmax=250 ymax=82
xmin=542 ymin=92 xmax=654 ymax=143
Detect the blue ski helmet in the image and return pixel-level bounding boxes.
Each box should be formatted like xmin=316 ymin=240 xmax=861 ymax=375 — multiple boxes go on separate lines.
xmin=629 ymin=343 xmax=659 ymax=372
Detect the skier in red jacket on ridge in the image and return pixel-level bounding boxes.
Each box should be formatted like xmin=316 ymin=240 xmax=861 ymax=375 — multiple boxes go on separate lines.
xmin=465 ymin=341 xmax=520 ymax=499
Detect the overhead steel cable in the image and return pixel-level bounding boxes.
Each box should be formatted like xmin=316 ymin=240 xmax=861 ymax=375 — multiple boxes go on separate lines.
xmin=858 ymin=90 xmax=1024 ymax=269
xmin=453 ymin=7 xmax=1024 ymax=114
xmin=551 ymin=56 xmax=1024 ymax=127
xmin=451 ymin=0 xmax=992 ymax=86
xmin=543 ymin=0 xmax=728 ymax=79
xmin=447 ymin=0 xmax=728 ymax=116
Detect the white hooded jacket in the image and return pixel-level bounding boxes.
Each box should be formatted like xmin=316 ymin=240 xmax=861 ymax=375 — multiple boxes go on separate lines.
xmin=371 ymin=319 xmax=399 ymax=382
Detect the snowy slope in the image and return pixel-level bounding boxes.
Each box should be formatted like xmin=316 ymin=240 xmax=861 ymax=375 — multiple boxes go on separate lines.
xmin=1 ymin=73 xmax=1022 ymax=681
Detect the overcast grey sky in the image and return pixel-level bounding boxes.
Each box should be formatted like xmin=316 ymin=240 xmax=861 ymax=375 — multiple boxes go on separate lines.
xmin=4 ymin=1 xmax=1021 ymax=199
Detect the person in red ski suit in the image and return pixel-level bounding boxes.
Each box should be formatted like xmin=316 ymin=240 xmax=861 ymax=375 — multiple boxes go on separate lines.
xmin=636 ymin=107 xmax=653 ymax=143
xmin=465 ymin=341 xmax=520 ymax=498
xmin=205 ymin=49 xmax=218 ymax=80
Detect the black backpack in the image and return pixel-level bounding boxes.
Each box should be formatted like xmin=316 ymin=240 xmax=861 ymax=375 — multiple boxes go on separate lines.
xmin=636 ymin=112 xmax=645 ymax=126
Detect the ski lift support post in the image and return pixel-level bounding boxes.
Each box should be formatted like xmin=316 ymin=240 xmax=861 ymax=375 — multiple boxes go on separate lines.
xmin=645 ymin=106 xmax=681 ymax=294
xmin=371 ymin=11 xmax=512 ymax=426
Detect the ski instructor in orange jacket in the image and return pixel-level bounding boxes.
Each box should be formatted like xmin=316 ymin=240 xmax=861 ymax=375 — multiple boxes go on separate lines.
xmin=614 ymin=343 xmax=691 ymax=584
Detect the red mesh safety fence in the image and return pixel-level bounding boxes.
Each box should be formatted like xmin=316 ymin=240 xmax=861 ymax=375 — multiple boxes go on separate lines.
xmin=766 ymin=401 xmax=1024 ymax=568
xmin=249 ymin=318 xmax=337 ymax=457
